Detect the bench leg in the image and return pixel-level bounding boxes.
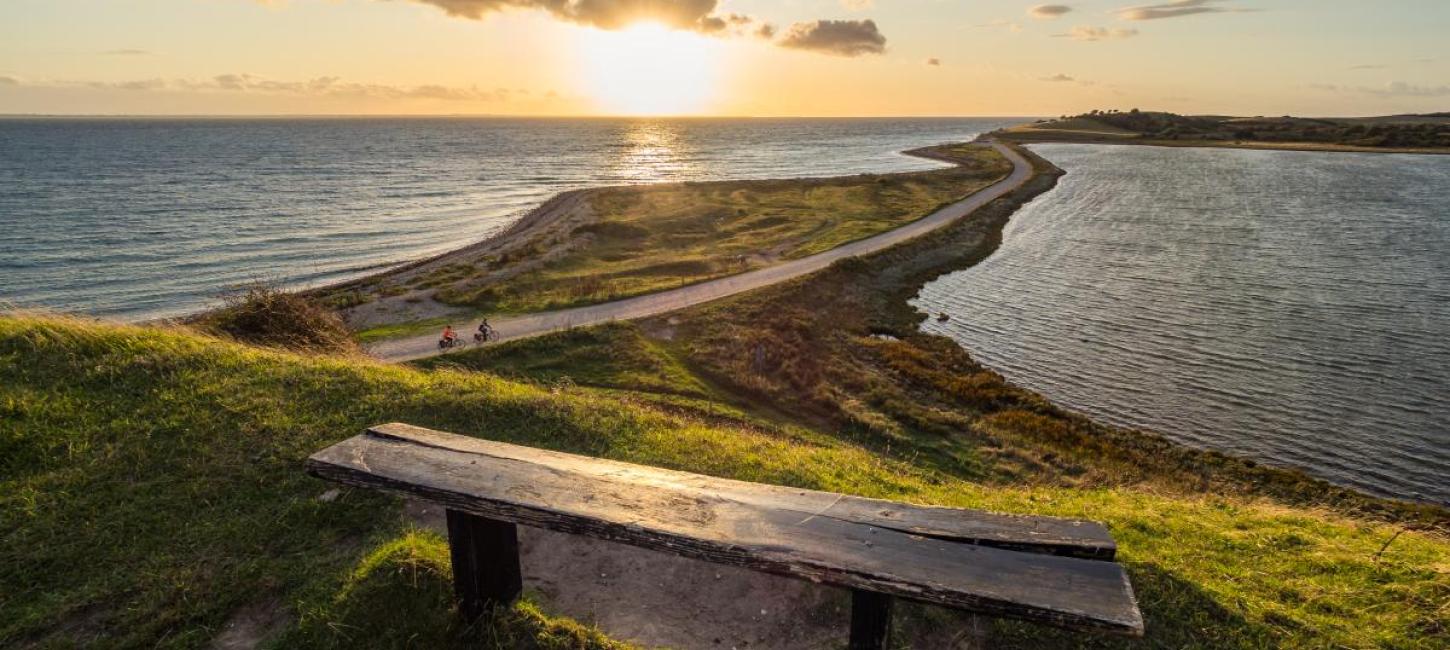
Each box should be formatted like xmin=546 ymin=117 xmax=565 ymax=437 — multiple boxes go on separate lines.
xmin=446 ymin=509 xmax=523 ymax=621
xmin=849 ymin=589 xmax=894 ymax=650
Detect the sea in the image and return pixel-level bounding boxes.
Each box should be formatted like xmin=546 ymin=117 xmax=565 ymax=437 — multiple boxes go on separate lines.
xmin=0 ymin=117 xmax=1018 ymax=319
xmin=915 ymin=143 xmax=1450 ymax=504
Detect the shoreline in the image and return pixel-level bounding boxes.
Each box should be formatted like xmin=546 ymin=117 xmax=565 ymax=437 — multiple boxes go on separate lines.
xmin=363 ymin=140 xmax=1029 ymax=361
xmin=313 ymin=142 xmax=984 ymax=334
xmin=612 ymin=144 xmax=1448 ymax=520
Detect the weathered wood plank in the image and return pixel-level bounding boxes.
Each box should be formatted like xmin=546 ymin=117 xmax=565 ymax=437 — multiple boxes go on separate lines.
xmin=849 ymin=590 xmax=894 ymax=650
xmin=446 ymin=509 xmax=522 ymax=619
xmin=365 ymin=422 xmax=1116 ymax=560
xmin=306 ymin=425 xmax=1143 ymax=636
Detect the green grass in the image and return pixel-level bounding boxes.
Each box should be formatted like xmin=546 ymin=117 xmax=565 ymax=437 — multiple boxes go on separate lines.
xmin=411 ymin=145 xmax=1010 ymax=314
xmin=353 ymin=315 xmax=458 ymax=343
xmin=4 ymin=313 xmax=1446 ymax=649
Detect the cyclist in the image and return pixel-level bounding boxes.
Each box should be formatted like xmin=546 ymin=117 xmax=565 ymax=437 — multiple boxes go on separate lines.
xmin=475 ymin=318 xmax=494 ymax=342
xmin=440 ymin=325 xmax=458 ymax=347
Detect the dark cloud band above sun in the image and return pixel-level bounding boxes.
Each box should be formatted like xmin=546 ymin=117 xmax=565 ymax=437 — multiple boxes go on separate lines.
xmin=1116 ymin=0 xmax=1255 ymax=21
xmin=408 ymin=0 xmax=722 ymax=31
xmin=403 ymin=0 xmax=888 ymax=56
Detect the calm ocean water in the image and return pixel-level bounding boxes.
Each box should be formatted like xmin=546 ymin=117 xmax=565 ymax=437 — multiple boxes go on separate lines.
xmin=915 ymin=144 xmax=1450 ymax=504
xmin=0 ymin=117 xmax=1020 ymax=319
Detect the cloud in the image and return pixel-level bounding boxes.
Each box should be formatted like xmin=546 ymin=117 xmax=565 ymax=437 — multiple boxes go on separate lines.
xmin=925 ymin=57 xmax=941 ymax=66
xmin=1056 ymin=25 xmax=1138 ymax=41
xmin=102 ymin=48 xmax=153 ymax=56
xmin=777 ymin=19 xmax=887 ymax=57
xmin=1041 ymin=73 xmax=1075 ymax=82
xmin=404 ymin=1 xmax=889 ymax=57
xmin=1116 ymin=0 xmax=1254 ymax=21
xmin=1313 ymin=81 xmax=1450 ymax=98
xmin=975 ymin=20 xmax=1023 ymax=33
xmin=1029 ymin=5 xmax=1072 ymax=19
xmin=840 ymin=0 xmax=873 ymax=10
xmin=409 ymin=0 xmax=725 ymax=31
xmin=27 ymin=73 xmax=520 ymax=102
xmin=112 ymin=78 xmax=168 ymax=91
xmin=1348 ymin=64 xmax=1387 ymax=71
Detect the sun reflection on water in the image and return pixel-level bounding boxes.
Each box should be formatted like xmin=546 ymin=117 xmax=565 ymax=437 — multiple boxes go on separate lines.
xmin=610 ymin=120 xmax=698 ymax=183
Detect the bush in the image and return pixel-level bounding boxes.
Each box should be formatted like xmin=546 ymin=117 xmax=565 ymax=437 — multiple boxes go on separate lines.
xmin=199 ymin=284 xmax=358 ymax=353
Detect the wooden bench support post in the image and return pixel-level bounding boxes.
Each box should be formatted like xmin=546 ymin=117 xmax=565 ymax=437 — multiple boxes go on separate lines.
xmin=849 ymin=589 xmax=894 ymax=650
xmin=446 ymin=509 xmax=523 ymax=621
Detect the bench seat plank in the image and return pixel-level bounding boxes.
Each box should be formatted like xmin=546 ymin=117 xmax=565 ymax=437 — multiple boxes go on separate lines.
xmin=306 ymin=424 xmax=1143 ymax=636
xmin=364 ymin=423 xmax=1116 ymax=559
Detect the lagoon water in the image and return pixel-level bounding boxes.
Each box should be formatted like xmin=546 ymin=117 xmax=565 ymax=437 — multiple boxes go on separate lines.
xmin=915 ymin=144 xmax=1450 ymax=504
xmin=0 ymin=117 xmax=1018 ymax=319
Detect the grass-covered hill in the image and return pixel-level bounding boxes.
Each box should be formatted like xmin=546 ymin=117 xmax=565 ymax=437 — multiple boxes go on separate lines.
xmin=1004 ymin=110 xmax=1450 ymax=152
xmin=4 ymin=312 xmax=1448 ymax=649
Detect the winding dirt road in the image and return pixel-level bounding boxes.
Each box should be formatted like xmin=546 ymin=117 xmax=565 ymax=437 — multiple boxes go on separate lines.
xmin=371 ymin=141 xmax=1033 ymax=362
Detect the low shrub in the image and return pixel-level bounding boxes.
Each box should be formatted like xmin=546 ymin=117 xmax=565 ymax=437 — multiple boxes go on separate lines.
xmin=198 ymin=284 xmax=358 ymax=353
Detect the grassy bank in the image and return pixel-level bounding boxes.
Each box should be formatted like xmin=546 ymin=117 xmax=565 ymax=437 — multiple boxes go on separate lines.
xmin=4 ymin=313 xmax=1448 ymax=648
xmin=331 ymin=144 xmax=1010 ymax=331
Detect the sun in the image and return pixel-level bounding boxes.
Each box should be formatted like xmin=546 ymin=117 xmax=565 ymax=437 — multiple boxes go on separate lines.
xmin=577 ymin=22 xmax=721 ymax=116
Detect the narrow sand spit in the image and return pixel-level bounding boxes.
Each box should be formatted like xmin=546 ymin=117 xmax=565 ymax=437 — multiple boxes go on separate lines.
xmin=368 ymin=140 xmax=1032 ymax=362
xmin=326 ymin=188 xmax=599 ymax=330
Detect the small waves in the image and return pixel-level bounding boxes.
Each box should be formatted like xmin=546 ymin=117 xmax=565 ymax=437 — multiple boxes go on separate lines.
xmin=0 ymin=116 xmax=1022 ymax=319
xmin=914 ymin=143 xmax=1450 ymax=505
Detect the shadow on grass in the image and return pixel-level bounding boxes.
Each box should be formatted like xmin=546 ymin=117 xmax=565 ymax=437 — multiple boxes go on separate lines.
xmin=984 ymin=562 xmax=1274 ymax=649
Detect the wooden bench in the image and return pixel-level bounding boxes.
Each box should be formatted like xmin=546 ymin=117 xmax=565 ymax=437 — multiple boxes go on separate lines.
xmin=307 ymin=423 xmax=1143 ymax=648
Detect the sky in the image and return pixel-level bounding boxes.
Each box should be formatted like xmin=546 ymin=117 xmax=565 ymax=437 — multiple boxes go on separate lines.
xmin=1 ymin=0 xmax=1447 ymax=117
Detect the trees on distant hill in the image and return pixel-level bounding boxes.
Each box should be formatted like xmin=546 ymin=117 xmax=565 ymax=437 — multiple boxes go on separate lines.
xmin=1062 ymin=110 xmax=1450 ymax=148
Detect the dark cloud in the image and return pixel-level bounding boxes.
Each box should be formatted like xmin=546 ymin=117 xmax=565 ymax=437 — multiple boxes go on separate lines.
xmin=1029 ymin=5 xmax=1073 ymax=19
xmin=1055 ymin=25 xmax=1138 ymax=41
xmin=925 ymin=57 xmax=941 ymax=66
xmin=777 ymin=19 xmax=886 ymax=57
xmin=755 ymin=23 xmax=776 ymax=39
xmin=1116 ymin=0 xmax=1254 ymax=21
xmin=1041 ymin=73 xmax=1075 ymax=82
xmin=0 ymin=75 xmax=20 ymax=86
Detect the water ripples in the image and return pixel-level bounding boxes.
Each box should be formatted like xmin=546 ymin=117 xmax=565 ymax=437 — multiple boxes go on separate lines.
xmin=914 ymin=144 xmax=1450 ymax=504
xmin=0 ymin=116 xmax=1019 ymax=319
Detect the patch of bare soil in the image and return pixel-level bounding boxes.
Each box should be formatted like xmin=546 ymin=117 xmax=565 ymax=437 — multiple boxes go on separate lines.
xmin=209 ymin=598 xmax=290 ymax=650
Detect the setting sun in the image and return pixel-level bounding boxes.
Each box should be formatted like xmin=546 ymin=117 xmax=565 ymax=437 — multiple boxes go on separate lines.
xmin=576 ymin=22 xmax=721 ymax=116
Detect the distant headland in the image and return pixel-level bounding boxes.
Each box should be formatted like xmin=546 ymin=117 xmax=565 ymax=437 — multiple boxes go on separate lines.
xmin=999 ymin=110 xmax=1450 ymax=154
